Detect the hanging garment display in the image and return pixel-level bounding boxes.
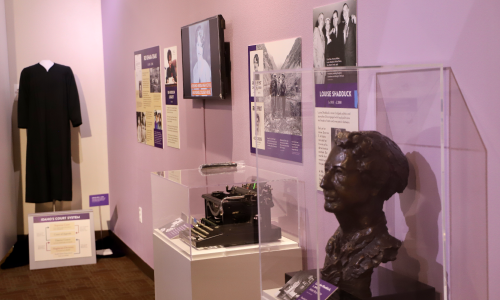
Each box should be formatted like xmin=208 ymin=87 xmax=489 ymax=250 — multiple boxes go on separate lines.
xmin=18 ymin=63 xmax=82 ymax=203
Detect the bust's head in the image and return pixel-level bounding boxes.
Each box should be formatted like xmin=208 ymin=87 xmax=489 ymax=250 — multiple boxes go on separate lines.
xmin=321 ymin=131 xmax=409 ymax=214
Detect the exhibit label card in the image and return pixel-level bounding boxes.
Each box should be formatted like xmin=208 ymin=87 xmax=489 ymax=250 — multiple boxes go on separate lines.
xmin=134 ymin=46 xmax=164 ymax=149
xmin=277 ymin=271 xmax=337 ymax=300
xmin=313 ymin=1 xmax=359 ymax=191
xmin=89 ymin=194 xmax=109 ymax=207
xmin=248 ymin=37 xmax=303 ymax=163
xmin=33 ymin=213 xmax=93 ymax=261
xmin=164 ymin=46 xmax=181 ymax=149
xmin=158 ymin=218 xmax=192 ymax=239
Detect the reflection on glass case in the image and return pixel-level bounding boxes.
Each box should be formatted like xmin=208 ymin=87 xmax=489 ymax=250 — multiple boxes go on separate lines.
xmin=179 ymin=183 xmax=281 ymax=248
xmin=152 ymin=165 xmax=303 ymax=300
xmin=255 ymin=65 xmax=488 ymax=300
xmin=152 ymin=165 xmax=301 ymax=261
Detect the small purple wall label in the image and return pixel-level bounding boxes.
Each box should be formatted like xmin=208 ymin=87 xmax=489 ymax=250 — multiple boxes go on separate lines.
xmin=165 ymin=85 xmax=178 ymax=105
xmin=34 ymin=213 xmax=90 ymax=223
xmin=89 ymin=194 xmax=109 ymax=207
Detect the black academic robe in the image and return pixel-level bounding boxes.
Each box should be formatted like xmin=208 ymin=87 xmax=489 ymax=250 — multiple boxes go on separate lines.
xmin=18 ymin=63 xmax=82 ymax=203
xmin=331 ymin=29 xmax=345 ymax=66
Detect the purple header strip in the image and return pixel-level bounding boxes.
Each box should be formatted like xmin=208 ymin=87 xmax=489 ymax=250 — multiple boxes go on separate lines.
xmin=315 ymin=83 xmax=358 ymax=108
xmin=299 ymin=280 xmax=338 ymax=300
xmin=34 ymin=213 xmax=90 ymax=223
xmin=165 ymin=85 xmax=178 ymax=105
xmin=254 ymin=132 xmax=303 ymax=163
xmin=135 ymin=46 xmax=160 ymax=69
xmin=89 ymin=193 xmax=109 ymax=207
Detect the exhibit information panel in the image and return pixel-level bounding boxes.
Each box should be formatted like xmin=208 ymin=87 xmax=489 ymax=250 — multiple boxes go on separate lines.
xmin=312 ymin=1 xmax=359 ymax=191
xmin=164 ymin=45 xmax=181 ymax=149
xmin=33 ymin=213 xmax=92 ymax=261
xmin=29 ymin=209 xmax=96 ymax=270
xmin=134 ymin=46 xmax=164 ymax=148
xmin=248 ymin=37 xmax=303 ymax=163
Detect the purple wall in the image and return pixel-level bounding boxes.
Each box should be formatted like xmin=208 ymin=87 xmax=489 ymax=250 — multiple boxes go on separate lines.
xmin=101 ymin=0 xmax=500 ymax=297
xmin=101 ymin=1 xmax=207 ymax=267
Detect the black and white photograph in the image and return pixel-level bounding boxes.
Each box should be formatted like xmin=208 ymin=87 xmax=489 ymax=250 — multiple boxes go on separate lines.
xmin=313 ymin=0 xmax=357 ymax=83
xmin=149 ymin=67 xmax=161 ymax=93
xmin=164 ymin=46 xmax=177 ymax=85
xmin=189 ymin=20 xmax=212 ymax=96
xmin=253 ymin=37 xmax=302 ymax=136
xmin=135 ymin=53 xmax=142 ymax=98
xmin=136 ymin=111 xmax=146 ymax=144
xmin=154 ymin=110 xmax=162 ymax=130
xmin=250 ymin=50 xmax=264 ymax=97
xmin=251 ymin=102 xmax=264 ymax=149
xmin=276 ymin=272 xmax=315 ymax=300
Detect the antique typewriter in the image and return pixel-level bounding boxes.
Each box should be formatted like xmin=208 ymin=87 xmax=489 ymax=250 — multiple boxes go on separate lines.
xmin=179 ymin=182 xmax=282 ymax=248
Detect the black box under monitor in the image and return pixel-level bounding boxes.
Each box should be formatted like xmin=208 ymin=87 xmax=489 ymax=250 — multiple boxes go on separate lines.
xmin=181 ymin=15 xmax=231 ymax=100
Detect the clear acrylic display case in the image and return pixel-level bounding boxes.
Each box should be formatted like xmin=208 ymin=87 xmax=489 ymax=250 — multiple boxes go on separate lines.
xmin=151 ymin=165 xmax=301 ymax=261
xmin=254 ymin=65 xmax=487 ymax=300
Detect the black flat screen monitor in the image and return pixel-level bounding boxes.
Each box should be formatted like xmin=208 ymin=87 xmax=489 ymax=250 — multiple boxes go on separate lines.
xmin=181 ymin=15 xmax=230 ymax=100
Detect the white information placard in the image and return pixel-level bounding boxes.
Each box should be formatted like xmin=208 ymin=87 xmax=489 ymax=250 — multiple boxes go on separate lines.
xmin=29 ymin=210 xmax=96 ymax=270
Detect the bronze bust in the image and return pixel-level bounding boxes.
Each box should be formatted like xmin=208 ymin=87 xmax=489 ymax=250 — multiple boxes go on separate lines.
xmin=320 ymin=131 xmax=409 ymax=299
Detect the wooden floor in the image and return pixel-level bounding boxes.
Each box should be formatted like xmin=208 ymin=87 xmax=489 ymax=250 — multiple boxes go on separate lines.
xmin=0 ymin=257 xmax=155 ymax=299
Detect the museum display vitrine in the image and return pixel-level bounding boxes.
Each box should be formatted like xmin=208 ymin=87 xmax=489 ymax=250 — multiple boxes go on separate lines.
xmin=254 ymin=65 xmax=488 ymax=300
xmin=151 ymin=165 xmax=302 ymax=300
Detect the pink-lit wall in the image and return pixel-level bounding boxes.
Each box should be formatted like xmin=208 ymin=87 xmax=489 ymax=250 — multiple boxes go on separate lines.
xmin=101 ymin=0 xmax=500 ymax=298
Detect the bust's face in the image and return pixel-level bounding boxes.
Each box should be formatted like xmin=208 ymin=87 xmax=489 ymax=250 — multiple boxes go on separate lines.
xmin=321 ymin=146 xmax=372 ymax=213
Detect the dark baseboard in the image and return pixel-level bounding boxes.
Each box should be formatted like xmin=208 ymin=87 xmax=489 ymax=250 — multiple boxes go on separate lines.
xmin=108 ymin=231 xmax=154 ymax=281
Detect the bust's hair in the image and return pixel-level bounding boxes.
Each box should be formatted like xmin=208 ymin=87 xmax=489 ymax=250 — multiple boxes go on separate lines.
xmin=253 ymin=54 xmax=259 ymax=65
xmin=334 ymin=131 xmax=409 ymax=201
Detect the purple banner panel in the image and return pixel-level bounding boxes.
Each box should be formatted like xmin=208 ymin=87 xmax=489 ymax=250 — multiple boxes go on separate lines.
xmin=135 ymin=46 xmax=160 ymax=69
xmin=298 ymin=280 xmax=337 ymax=300
xmin=34 ymin=213 xmax=90 ymax=223
xmin=89 ymin=194 xmax=109 ymax=207
xmin=159 ymin=218 xmax=192 ymax=239
xmin=154 ymin=129 xmax=163 ymax=148
xmin=315 ymin=83 xmax=358 ymax=108
xmin=165 ymin=85 xmax=178 ymax=105
xmin=256 ymin=132 xmax=302 ymax=163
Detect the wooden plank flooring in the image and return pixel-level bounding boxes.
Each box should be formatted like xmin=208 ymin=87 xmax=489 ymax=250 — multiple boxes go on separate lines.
xmin=0 ymin=257 xmax=155 ymax=299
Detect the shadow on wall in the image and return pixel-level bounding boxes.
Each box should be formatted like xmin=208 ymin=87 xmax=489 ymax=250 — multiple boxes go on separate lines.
xmin=11 ymin=93 xmax=23 ymax=235
xmin=375 ymin=67 xmax=488 ymax=300
xmin=391 ymin=151 xmax=443 ymax=299
xmin=107 ymin=205 xmax=118 ymax=231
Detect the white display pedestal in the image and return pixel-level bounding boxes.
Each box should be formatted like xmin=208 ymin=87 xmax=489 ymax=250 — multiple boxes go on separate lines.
xmin=153 ymin=231 xmax=302 ymax=300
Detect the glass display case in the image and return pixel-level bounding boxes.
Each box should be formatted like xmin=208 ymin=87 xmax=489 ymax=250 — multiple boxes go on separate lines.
xmin=151 ymin=165 xmax=303 ymax=300
xmin=254 ymin=65 xmax=488 ymax=300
